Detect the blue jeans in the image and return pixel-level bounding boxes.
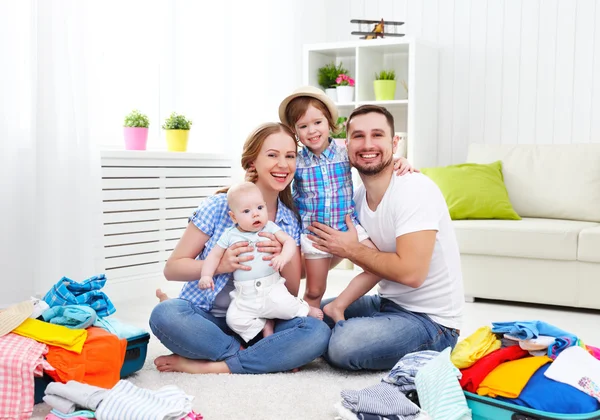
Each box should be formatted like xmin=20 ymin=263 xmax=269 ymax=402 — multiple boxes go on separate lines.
xmin=149 ymin=298 xmax=331 ymax=374
xmin=322 ymin=295 xmax=459 ymax=371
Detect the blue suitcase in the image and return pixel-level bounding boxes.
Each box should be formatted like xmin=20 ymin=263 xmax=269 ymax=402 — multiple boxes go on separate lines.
xmin=465 ymin=391 xmax=600 ymax=420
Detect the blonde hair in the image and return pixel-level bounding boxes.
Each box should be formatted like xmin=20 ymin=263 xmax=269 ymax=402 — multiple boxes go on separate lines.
xmin=217 ymin=123 xmax=298 ymax=216
xmin=226 ymin=182 xmax=260 ymax=211
xmin=283 ymin=97 xmax=340 ymax=135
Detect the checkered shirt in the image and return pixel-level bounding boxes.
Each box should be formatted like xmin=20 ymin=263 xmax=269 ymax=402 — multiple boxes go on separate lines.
xmin=0 ymin=334 xmax=49 ymax=420
xmin=178 ymin=193 xmax=301 ymax=311
xmin=43 ymin=274 xmax=116 ymax=317
xmin=293 ymin=139 xmax=359 ymax=234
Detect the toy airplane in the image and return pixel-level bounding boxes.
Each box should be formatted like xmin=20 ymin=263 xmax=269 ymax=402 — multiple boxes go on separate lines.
xmin=351 ymin=19 xmax=405 ymax=39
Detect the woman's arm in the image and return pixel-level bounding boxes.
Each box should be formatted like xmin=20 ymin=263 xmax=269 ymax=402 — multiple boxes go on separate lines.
xmin=280 ymin=245 xmax=301 ymax=297
xmin=164 ymin=223 xmax=254 ymax=281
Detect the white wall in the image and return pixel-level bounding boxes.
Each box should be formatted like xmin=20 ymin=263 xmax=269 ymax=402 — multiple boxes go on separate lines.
xmin=319 ymin=0 xmax=600 ymax=165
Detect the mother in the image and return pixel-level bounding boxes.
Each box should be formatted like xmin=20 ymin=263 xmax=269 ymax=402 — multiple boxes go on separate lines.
xmin=149 ymin=123 xmax=331 ymax=374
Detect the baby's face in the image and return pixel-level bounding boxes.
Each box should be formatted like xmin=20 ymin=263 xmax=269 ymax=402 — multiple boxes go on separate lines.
xmin=231 ymin=189 xmax=268 ymax=232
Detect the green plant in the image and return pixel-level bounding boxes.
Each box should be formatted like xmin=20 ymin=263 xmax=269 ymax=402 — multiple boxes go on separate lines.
xmin=331 ymin=116 xmax=348 ymax=139
xmin=162 ymin=112 xmax=192 ymax=130
xmin=375 ymin=70 xmax=396 ymax=81
xmin=124 ymin=109 xmax=149 ymax=128
xmin=317 ymin=62 xmax=348 ymax=89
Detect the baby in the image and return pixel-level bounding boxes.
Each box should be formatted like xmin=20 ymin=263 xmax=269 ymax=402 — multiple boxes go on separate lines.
xmin=198 ymin=182 xmax=323 ymax=343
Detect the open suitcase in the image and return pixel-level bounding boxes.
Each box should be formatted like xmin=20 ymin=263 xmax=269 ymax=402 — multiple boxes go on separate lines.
xmin=465 ymin=391 xmax=600 ymax=420
xmin=33 ymin=327 xmax=150 ymax=404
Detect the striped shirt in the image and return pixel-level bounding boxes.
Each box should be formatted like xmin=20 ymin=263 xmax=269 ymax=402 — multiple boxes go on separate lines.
xmin=178 ymin=193 xmax=301 ymax=312
xmin=293 ymin=139 xmax=359 ymax=234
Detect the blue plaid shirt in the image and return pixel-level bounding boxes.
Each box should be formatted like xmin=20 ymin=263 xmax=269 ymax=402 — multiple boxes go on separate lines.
xmin=43 ymin=274 xmax=116 ymax=317
xmin=178 ymin=193 xmax=301 ymax=311
xmin=293 ymin=139 xmax=359 ymax=234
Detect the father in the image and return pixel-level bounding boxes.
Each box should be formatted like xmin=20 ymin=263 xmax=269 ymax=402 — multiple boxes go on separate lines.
xmin=308 ymin=105 xmax=464 ymax=371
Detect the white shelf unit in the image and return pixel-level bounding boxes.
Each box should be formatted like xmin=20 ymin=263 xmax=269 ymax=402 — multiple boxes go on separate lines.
xmin=303 ymin=38 xmax=439 ymax=168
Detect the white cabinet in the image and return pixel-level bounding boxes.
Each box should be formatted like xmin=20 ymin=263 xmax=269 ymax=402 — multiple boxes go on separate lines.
xmin=303 ymin=38 xmax=439 ymax=168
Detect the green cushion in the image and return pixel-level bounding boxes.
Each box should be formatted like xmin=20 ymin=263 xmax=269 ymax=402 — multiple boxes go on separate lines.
xmin=421 ymin=161 xmax=521 ymax=220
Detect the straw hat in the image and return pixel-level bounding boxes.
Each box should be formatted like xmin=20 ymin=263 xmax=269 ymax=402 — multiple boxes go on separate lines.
xmin=278 ymin=85 xmax=339 ymax=128
xmin=0 ymin=300 xmax=34 ymax=337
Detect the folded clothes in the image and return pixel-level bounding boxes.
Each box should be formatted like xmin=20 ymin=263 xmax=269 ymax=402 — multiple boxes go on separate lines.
xmin=93 ymin=316 xmax=147 ymax=339
xmin=50 ymin=409 xmax=95 ymax=419
xmin=43 ymin=274 xmax=116 ymax=317
xmin=491 ymin=321 xmax=575 ymax=341
xmin=42 ymin=305 xmax=97 ymax=330
xmin=451 ymin=326 xmax=501 ymax=369
xmin=44 ymin=381 xmax=108 ymax=412
xmin=13 ymin=318 xmax=87 ymax=354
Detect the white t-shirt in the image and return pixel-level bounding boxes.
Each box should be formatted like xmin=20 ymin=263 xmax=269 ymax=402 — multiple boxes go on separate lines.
xmin=355 ymin=173 xmax=464 ymax=329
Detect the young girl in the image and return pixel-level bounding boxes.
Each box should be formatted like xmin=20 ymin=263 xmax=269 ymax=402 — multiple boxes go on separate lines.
xmin=278 ymin=86 xmax=416 ymax=318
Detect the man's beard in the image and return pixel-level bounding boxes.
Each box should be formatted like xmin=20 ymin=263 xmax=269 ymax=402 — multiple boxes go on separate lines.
xmin=351 ymin=153 xmax=393 ymax=176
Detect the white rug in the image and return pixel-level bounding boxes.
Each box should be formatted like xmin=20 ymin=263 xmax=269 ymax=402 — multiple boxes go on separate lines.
xmin=32 ymin=337 xmax=383 ymax=420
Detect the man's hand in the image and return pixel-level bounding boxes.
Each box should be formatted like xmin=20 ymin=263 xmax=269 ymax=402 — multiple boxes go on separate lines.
xmin=307 ymin=214 xmax=359 ymax=259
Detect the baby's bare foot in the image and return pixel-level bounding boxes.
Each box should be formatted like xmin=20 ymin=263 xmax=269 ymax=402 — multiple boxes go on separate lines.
xmin=323 ymin=302 xmax=345 ymax=323
xmin=263 ymin=319 xmax=275 ymax=338
xmin=308 ymin=306 xmax=324 ymax=320
xmin=156 ymin=288 xmax=169 ymax=302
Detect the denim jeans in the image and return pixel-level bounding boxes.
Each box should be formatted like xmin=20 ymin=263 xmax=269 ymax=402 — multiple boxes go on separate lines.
xmin=149 ymin=298 xmax=331 ymax=374
xmin=322 ymin=295 xmax=459 ymax=371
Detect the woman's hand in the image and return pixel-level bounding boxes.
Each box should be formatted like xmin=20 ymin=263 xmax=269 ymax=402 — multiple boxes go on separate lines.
xmin=256 ymin=231 xmax=283 ymax=261
xmin=393 ymin=157 xmax=420 ymax=176
xmin=218 ymin=241 xmax=254 ymax=273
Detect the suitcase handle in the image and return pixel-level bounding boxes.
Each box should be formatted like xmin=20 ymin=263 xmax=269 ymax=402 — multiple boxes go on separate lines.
xmin=512 ymin=415 xmax=541 ymax=420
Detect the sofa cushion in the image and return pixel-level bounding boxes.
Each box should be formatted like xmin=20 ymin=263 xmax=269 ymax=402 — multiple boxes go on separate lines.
xmin=578 ymin=226 xmax=600 ymax=263
xmin=467 ymin=144 xmax=600 ymax=222
xmin=453 ymin=218 xmax=600 ymax=261
xmin=421 ymin=161 xmax=521 ymax=220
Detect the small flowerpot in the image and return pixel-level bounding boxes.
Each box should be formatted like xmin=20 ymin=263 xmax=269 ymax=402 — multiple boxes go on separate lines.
xmin=325 ymin=88 xmax=337 ymax=102
xmin=165 ymin=129 xmax=189 ymax=152
xmin=373 ymin=80 xmax=397 ymax=101
xmin=123 ymin=127 xmax=149 ymax=150
xmin=336 ymin=86 xmax=354 ymax=103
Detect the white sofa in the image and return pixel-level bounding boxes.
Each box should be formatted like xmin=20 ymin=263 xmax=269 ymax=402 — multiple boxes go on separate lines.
xmin=453 ymin=143 xmax=600 ymax=310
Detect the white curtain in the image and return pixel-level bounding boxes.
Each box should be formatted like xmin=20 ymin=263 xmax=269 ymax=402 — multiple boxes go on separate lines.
xmin=0 ymin=0 xmax=103 ymax=307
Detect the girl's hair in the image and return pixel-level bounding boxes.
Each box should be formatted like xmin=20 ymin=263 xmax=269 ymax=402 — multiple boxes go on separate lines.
xmin=216 ymin=123 xmax=298 ymax=216
xmin=283 ymin=97 xmax=340 ymax=135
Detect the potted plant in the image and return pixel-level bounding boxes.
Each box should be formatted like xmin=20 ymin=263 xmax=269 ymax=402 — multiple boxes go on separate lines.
xmin=373 ymin=70 xmax=396 ymax=101
xmin=330 ymin=116 xmax=348 ymax=147
xmin=123 ymin=109 xmax=150 ymax=150
xmin=318 ymin=62 xmax=348 ymax=102
xmin=335 ymin=74 xmax=355 ymax=103
xmin=162 ymin=112 xmax=192 ymax=152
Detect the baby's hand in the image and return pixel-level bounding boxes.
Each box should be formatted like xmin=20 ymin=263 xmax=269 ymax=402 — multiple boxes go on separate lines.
xmin=199 ymin=276 xmax=215 ymax=290
xmin=393 ymin=156 xmax=419 ymax=176
xmin=270 ymin=255 xmax=289 ymax=272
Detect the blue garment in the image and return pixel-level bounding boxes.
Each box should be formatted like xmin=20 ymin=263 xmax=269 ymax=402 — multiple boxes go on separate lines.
xmin=383 ymin=350 xmax=440 ymax=392
xmin=322 ymin=295 xmax=459 ymax=371
xmin=216 ymin=221 xmax=281 ymax=281
xmin=93 ymin=316 xmax=147 ymax=339
xmin=178 ymin=194 xmax=301 ymax=312
xmin=43 ymin=274 xmax=116 ymax=317
xmin=41 ymin=305 xmax=97 ymax=329
xmin=51 ymin=409 xmax=95 ymax=419
xmin=149 ymin=297 xmax=330 ymax=374
xmin=491 ymin=320 xmax=575 ymax=341
xmin=497 ymin=363 xmax=600 ymax=414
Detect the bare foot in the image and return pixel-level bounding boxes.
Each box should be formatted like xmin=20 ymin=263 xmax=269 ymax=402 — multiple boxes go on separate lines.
xmin=156 ymin=288 xmax=169 ymax=302
xmin=307 ymin=306 xmax=324 ymax=320
xmin=154 ymin=354 xmax=230 ymax=374
xmin=323 ymin=302 xmax=345 ymax=323
xmin=263 ymin=319 xmax=275 ymax=338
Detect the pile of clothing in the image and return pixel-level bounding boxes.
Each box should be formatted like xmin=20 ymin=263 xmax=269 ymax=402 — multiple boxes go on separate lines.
xmin=451 ymin=320 xmax=600 ymax=414
xmin=41 ymin=380 xmax=202 ymax=420
xmin=335 ymin=348 xmax=472 ymax=420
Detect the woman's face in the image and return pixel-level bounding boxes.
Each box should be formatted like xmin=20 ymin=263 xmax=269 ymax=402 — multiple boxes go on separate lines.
xmin=252 ymin=131 xmax=297 ymax=193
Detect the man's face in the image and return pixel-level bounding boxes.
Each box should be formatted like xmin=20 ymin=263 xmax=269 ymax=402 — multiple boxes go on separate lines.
xmin=346 ymin=112 xmax=397 ymax=176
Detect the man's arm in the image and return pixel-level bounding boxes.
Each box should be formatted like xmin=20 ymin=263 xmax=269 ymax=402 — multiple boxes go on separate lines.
xmin=346 ymin=230 xmax=436 ymax=288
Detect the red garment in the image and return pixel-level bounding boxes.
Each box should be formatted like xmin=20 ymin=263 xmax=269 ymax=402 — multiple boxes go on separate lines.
xmin=45 ymin=327 xmax=126 ymax=388
xmin=459 ymin=345 xmax=529 ymax=392
xmin=0 ymin=334 xmax=48 ymax=420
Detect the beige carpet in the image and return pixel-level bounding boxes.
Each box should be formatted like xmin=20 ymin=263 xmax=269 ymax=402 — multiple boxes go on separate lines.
xmin=31 ymin=335 xmax=382 ymax=420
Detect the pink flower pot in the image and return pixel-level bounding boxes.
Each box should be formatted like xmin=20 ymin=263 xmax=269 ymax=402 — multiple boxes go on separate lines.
xmin=123 ymin=127 xmax=149 ymax=150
